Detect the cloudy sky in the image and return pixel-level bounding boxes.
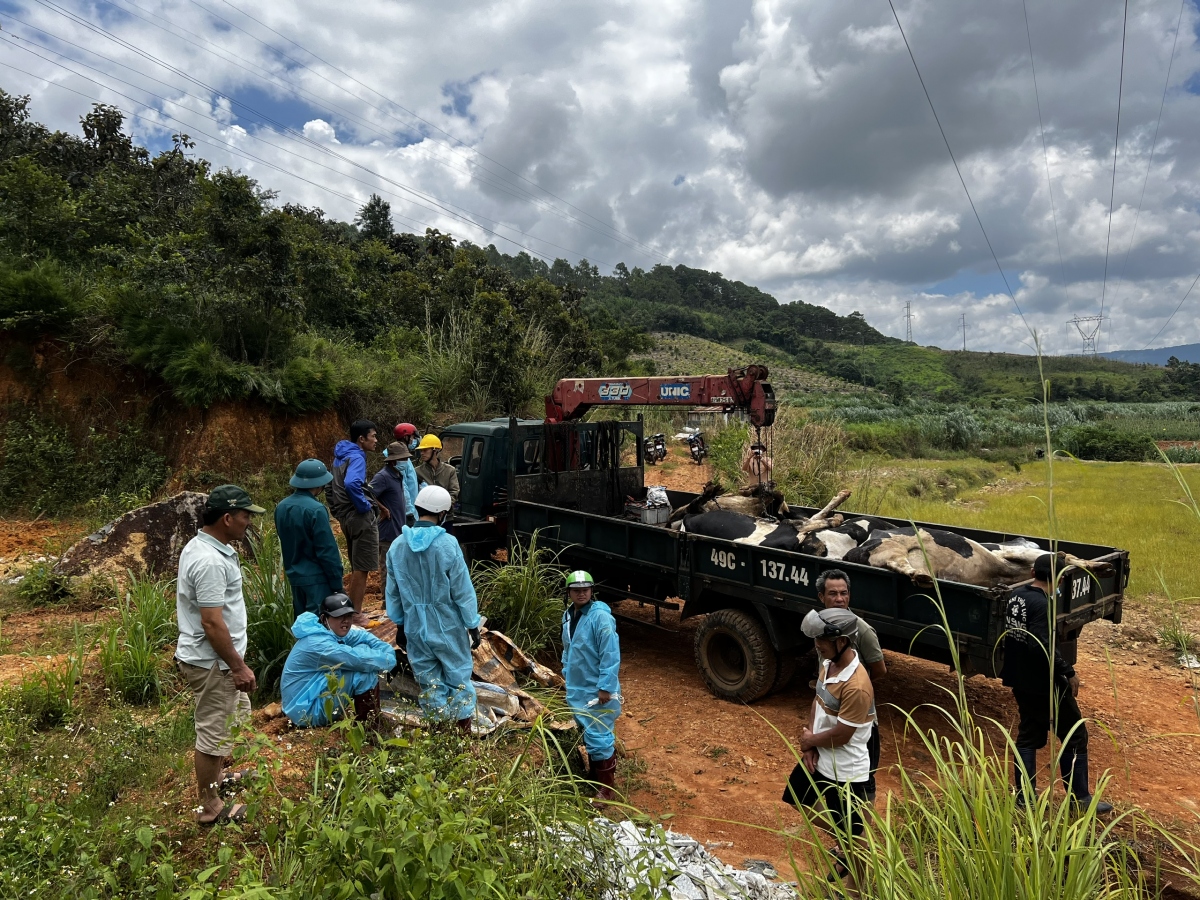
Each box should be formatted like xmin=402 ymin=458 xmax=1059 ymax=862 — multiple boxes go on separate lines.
xmin=2 ymin=0 xmax=1199 ymax=354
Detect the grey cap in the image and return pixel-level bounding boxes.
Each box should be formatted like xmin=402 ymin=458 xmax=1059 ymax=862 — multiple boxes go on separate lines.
xmin=801 ymin=607 xmax=859 ymax=640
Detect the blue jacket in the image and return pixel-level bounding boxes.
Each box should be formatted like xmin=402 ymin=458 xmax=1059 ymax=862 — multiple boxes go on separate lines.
xmin=561 ymin=600 xmax=621 ymax=710
xmin=370 ymin=466 xmax=408 ymax=545
xmin=274 ymin=490 xmax=344 ymax=592
xmin=280 ymin=613 xmax=396 ymax=727
xmin=331 ymin=439 xmax=371 ymax=515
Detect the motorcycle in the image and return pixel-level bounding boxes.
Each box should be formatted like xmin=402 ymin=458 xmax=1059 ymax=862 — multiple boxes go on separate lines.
xmin=644 ymin=432 xmax=667 ymax=465
xmin=687 ymin=430 xmax=708 ymax=465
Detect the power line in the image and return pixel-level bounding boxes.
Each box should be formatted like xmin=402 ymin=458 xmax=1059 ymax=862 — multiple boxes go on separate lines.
xmin=202 ymin=0 xmax=671 ymax=263
xmin=6 ymin=16 xmax=612 ymax=267
xmin=0 ymin=41 xmax=570 ymax=263
xmin=1097 ymin=0 xmax=1131 ymax=350
xmin=1020 ymin=0 xmax=1065 ymax=286
xmin=99 ymin=0 xmax=667 ymax=264
xmin=1141 ymin=272 xmax=1200 ymax=351
xmin=1112 ymin=0 xmax=1187 ymax=313
xmin=886 ymin=0 xmax=1031 ymax=334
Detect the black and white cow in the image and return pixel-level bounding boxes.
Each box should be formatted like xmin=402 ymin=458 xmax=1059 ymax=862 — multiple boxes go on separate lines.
xmin=681 ymin=509 xmax=802 ymax=552
xmin=796 ymin=516 xmax=900 ymax=559
xmin=843 ymin=526 xmax=1113 ymax=588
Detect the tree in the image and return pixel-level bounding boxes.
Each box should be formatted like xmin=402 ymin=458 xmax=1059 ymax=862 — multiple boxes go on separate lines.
xmin=355 ymin=194 xmax=393 ymax=242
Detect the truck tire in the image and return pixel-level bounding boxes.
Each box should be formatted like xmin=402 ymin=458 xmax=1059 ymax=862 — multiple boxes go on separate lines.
xmin=771 ymin=651 xmax=798 ymax=694
xmin=694 ymin=609 xmax=778 ymax=703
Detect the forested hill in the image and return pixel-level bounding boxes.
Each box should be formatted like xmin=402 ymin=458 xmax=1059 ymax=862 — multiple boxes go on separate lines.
xmin=483 ymin=248 xmax=890 ymax=353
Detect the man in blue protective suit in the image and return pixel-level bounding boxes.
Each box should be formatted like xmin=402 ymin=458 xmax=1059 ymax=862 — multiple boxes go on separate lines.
xmin=275 ymin=459 xmax=345 ymax=620
xmin=281 ymin=593 xmax=398 ymax=729
xmin=385 ymin=484 xmax=482 ymax=731
xmin=561 ymin=570 xmax=622 ymax=802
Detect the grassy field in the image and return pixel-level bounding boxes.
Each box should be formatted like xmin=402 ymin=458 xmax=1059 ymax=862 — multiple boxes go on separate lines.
xmin=863 ymin=457 xmax=1200 ymax=604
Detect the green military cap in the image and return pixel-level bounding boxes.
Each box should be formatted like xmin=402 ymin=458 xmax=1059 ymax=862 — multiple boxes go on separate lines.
xmin=206 ymin=484 xmax=266 ymax=514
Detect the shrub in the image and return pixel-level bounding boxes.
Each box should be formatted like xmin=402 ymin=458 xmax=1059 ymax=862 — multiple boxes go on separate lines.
xmin=16 ymin=560 xmax=70 ymax=605
xmin=706 ymin=421 xmax=750 ymax=487
xmin=472 ymin=532 xmax=564 ymax=654
xmin=1059 ymin=425 xmax=1152 ymax=462
xmin=768 ymin=407 xmax=849 ymax=506
xmin=0 ymin=261 xmax=76 ymax=336
xmin=242 ymin=523 xmax=297 ymax=698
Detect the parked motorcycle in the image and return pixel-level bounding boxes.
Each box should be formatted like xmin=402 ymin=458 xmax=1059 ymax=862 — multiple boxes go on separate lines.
xmin=687 ymin=431 xmax=708 ymax=465
xmin=644 ymin=432 xmax=667 ymax=465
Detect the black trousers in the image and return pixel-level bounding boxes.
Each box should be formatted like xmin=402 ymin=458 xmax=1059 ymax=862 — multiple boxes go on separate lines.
xmin=1012 ymin=683 xmax=1088 ymax=754
xmin=782 ymin=765 xmax=867 ymax=838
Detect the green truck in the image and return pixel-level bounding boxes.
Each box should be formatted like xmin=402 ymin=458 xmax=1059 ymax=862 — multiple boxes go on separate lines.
xmin=439 ymin=415 xmax=1128 ymax=703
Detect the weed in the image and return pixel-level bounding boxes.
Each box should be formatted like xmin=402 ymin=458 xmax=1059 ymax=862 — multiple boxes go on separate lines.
xmin=16 ymin=559 xmax=70 ymax=606
xmin=99 ymin=573 xmax=175 ymax=704
xmin=702 ymin=744 xmax=729 ymax=760
xmin=242 ymin=523 xmax=296 ymax=698
xmin=1157 ymin=605 xmax=1196 ymax=658
xmin=472 ymin=530 xmax=566 ymax=654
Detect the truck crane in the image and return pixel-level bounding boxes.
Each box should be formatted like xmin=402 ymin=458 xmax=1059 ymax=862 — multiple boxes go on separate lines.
xmin=544 ymin=365 xmax=777 ymax=428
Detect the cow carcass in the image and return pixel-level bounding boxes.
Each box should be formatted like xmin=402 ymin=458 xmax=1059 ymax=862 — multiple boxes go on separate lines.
xmin=681 ymin=509 xmax=803 ymax=551
xmin=844 ymin=526 xmax=1114 ymax=588
xmin=797 ymin=516 xmax=901 ymax=559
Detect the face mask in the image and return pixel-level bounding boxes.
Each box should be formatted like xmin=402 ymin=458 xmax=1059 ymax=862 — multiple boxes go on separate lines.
xmin=409 ymin=438 xmax=420 ymax=451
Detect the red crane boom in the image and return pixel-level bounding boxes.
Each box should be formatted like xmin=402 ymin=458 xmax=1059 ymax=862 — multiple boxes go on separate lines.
xmin=544 ymin=365 xmax=776 ymax=428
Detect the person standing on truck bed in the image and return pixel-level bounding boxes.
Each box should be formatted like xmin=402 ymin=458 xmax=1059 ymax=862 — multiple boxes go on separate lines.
xmin=1004 ymin=553 xmax=1113 ymax=814
xmin=385 ymin=485 xmax=482 ymax=732
xmin=414 ymin=434 xmax=460 ymax=505
xmin=561 ymin=570 xmax=622 ymax=803
xmin=371 ymin=442 xmax=413 ymax=600
xmin=330 ymin=420 xmax=383 ymax=616
xmin=783 ymin=607 xmax=875 ymax=887
xmin=816 ymin=569 xmax=886 ymax=803
xmin=275 ymin=459 xmax=345 ymax=620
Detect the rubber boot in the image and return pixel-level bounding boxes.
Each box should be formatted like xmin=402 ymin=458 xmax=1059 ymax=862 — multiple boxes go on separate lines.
xmin=353 ymin=685 xmax=381 ymax=723
xmin=1062 ymin=750 xmax=1113 ymax=815
xmin=1015 ymin=748 xmax=1038 ymax=808
xmin=590 ymin=754 xmax=618 ymax=805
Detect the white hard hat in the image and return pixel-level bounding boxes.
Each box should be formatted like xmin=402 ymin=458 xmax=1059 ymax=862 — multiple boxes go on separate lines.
xmin=415 ymin=484 xmax=453 ymax=514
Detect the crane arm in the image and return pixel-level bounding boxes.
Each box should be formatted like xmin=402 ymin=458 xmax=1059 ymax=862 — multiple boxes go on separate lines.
xmin=544 ymin=366 xmax=776 ymax=428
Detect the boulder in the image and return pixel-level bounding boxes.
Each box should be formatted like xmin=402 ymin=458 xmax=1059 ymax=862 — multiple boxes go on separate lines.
xmin=56 ymin=491 xmax=209 ymax=579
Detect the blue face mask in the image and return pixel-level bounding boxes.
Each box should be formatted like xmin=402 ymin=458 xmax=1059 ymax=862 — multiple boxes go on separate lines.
xmin=408 ymin=438 xmax=420 ymax=451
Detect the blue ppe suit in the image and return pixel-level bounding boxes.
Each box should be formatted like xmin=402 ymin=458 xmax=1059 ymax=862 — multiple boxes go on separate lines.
xmin=562 ymin=600 xmax=622 ymax=760
xmin=280 ymin=613 xmax=396 ymax=727
xmin=385 ymin=522 xmax=481 ymax=722
xmin=274 ymin=490 xmax=345 ymax=619
xmin=399 ymin=460 xmax=418 ymax=522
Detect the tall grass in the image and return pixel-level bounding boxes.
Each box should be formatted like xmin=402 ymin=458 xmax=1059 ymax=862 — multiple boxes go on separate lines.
xmin=98 ymin=573 xmax=175 ymax=704
xmin=472 ymin=531 xmax=565 ymax=654
xmin=242 ymin=524 xmax=297 ymax=698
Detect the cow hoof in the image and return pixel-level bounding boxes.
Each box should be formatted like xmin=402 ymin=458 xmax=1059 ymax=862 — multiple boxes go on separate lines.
xmin=912 ymin=574 xmax=936 ymax=589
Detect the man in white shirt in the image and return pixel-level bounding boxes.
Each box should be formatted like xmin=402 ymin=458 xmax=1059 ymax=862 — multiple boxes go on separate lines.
xmin=783 ymin=607 xmax=875 ymax=886
xmin=175 ymin=484 xmax=264 ymax=825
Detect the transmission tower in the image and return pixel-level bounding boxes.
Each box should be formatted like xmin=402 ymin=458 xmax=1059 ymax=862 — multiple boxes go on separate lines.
xmin=1067 ymin=315 xmax=1105 ymax=356
xmin=904 ymin=300 xmax=913 ymax=343
xmin=960 ymin=313 xmax=968 ymax=352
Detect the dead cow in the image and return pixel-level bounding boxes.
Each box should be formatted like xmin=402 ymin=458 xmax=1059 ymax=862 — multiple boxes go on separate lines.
xmin=797 ymin=516 xmax=900 ymax=560
xmin=843 ymin=526 xmax=1113 ymax=588
xmin=681 ymin=509 xmax=802 ymax=552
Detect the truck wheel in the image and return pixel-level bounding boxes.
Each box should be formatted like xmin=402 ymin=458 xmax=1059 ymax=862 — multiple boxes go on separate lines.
xmin=771 ymin=651 xmax=798 ymax=694
xmin=694 ymin=609 xmax=778 ymax=703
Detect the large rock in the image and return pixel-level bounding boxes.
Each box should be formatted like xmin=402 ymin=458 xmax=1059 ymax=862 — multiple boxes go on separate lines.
xmin=56 ymin=491 xmax=208 ymax=579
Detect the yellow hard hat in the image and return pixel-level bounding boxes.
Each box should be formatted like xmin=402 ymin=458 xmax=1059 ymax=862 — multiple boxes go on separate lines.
xmin=416 ymin=434 xmax=442 ymax=451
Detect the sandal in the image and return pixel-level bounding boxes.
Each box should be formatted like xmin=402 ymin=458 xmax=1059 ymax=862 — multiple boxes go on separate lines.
xmin=826 ymin=847 xmax=850 ymax=882
xmin=219 ymin=769 xmax=251 ymax=792
xmin=198 ymin=802 xmax=247 ymax=826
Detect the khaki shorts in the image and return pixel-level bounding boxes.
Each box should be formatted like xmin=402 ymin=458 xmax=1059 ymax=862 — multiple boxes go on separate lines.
xmin=338 ymin=510 xmax=379 ymax=573
xmin=178 ymin=660 xmax=252 ymax=756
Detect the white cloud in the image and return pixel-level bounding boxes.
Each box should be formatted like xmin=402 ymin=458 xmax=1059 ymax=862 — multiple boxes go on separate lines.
xmin=4 ymin=0 xmax=1200 ymax=354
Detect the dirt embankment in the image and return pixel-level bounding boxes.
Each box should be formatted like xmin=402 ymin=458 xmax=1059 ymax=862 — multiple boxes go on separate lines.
xmin=0 ymin=338 xmax=345 ymax=483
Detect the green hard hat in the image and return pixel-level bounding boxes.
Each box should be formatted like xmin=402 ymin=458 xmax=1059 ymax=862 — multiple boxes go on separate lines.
xmin=565 ymin=570 xmax=594 ymax=589
xmin=290 ymin=458 xmax=333 ymax=489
